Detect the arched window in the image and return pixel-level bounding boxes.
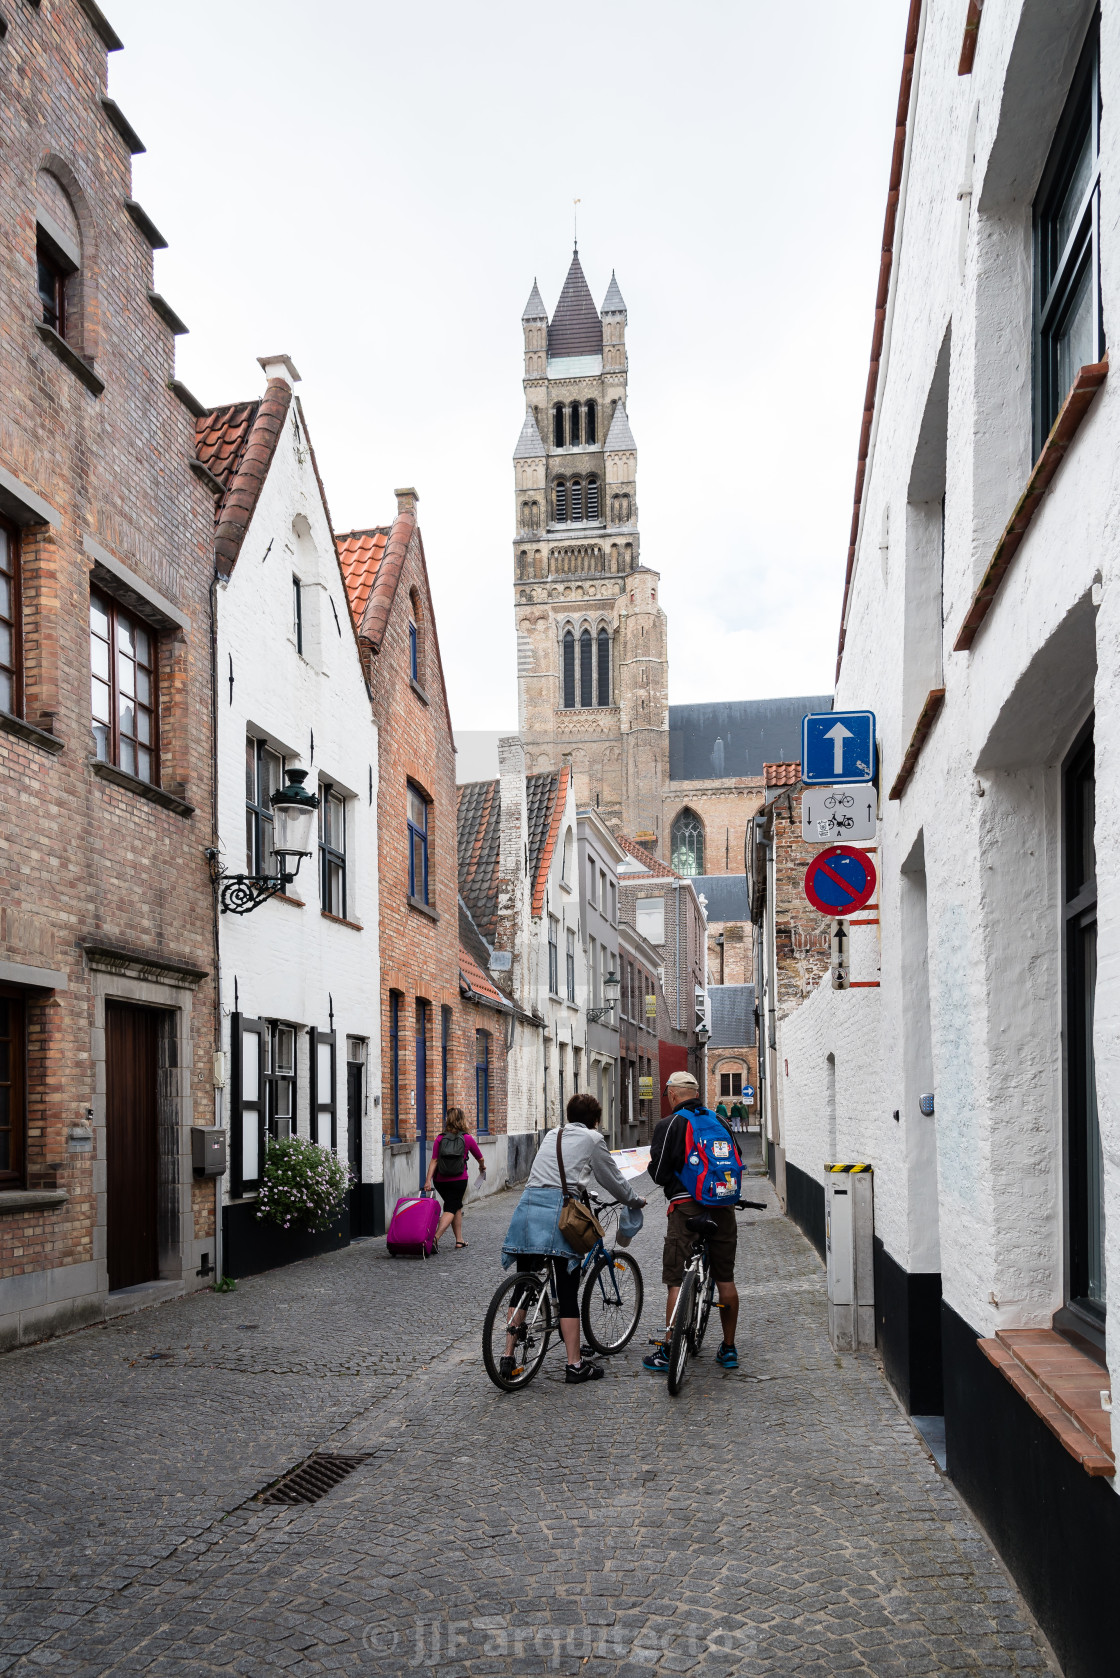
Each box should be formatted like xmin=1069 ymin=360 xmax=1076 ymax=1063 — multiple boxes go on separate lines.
xmin=570 ymin=478 xmax=583 ymax=521
xmin=554 ymin=479 xmax=568 ymax=522
xmin=586 ymin=476 xmax=600 ymax=521
xmin=597 ymin=629 xmax=610 ymax=706
xmin=579 ymin=629 xmax=593 ymax=707
xmin=585 ymin=400 xmax=597 ymax=444
xmin=518 ymin=551 xmax=528 ymax=580
xmin=561 ymin=827 xmax=573 ymax=882
xmin=562 ymin=631 xmax=576 ymax=708
xmin=553 ymin=404 xmax=565 ymax=447
xmin=569 ymin=401 xmax=581 ymax=446
xmin=409 ymin=587 xmax=423 ymax=684
xmin=520 ymin=502 xmax=531 ymax=530
xmin=530 ymin=501 xmax=540 ymax=530
xmin=671 ymin=809 xmax=705 ymax=876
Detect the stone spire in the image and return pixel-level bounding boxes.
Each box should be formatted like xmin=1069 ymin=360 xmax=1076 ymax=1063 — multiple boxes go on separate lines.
xmin=522 ymin=279 xmax=547 ymax=322
xmin=601 ymin=271 xmax=627 ymax=317
xmin=547 ymin=247 xmax=603 ymax=358
xmin=512 ymin=409 xmax=545 ymax=459
xmin=604 ymin=402 xmax=637 ymax=451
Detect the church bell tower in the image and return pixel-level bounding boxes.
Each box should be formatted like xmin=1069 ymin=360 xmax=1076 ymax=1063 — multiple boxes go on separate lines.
xmin=512 ymin=249 xmax=668 ymax=844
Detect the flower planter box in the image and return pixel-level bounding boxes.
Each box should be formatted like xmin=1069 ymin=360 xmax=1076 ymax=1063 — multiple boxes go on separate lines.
xmin=221 ymin=1198 xmax=350 ymax=1280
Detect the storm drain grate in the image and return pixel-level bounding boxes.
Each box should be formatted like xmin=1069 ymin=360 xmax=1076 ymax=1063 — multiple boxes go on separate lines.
xmin=256 ymin=1452 xmax=371 ymax=1506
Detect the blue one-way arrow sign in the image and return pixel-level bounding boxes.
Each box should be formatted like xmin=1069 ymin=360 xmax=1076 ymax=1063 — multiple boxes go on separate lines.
xmin=802 ymin=711 xmax=876 ymax=785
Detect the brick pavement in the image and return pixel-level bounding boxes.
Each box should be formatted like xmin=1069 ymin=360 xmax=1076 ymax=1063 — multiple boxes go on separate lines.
xmin=0 ymin=1176 xmax=1056 ymax=1676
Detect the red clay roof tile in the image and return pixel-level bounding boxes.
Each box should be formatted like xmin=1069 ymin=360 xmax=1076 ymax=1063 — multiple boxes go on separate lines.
xmin=336 ymin=529 xmax=390 ymax=628
xmin=764 ymin=761 xmax=801 ymax=787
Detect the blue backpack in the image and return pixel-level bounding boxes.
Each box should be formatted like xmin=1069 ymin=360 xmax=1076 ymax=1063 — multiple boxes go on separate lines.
xmin=675 ymin=1106 xmax=743 ymax=1206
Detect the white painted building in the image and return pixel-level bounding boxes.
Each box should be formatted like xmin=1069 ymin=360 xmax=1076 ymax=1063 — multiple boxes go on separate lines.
xmin=761 ymin=4 xmax=1119 ymax=1668
xmin=577 ymin=809 xmax=623 ymax=1144
xmin=198 ymin=357 xmax=382 ymax=1274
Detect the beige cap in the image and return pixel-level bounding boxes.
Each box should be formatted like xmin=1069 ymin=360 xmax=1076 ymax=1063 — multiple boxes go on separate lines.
xmin=665 ymin=1070 xmax=699 ymax=1089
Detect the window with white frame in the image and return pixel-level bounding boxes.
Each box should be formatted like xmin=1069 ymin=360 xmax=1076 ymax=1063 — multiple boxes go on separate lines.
xmin=319 ymin=784 xmax=347 ymax=917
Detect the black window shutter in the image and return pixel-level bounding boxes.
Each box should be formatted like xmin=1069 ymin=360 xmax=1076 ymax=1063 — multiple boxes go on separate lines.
xmin=231 ymin=1013 xmax=265 ymax=1197
xmin=311 ymin=1027 xmax=337 ymax=1150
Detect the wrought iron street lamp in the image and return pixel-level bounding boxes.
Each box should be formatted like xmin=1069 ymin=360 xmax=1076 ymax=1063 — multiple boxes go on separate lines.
xmin=586 ymin=970 xmax=621 ymax=1025
xmin=206 ymin=768 xmax=320 ymax=915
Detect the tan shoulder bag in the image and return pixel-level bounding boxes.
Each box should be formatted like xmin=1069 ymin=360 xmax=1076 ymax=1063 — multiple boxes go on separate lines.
xmin=556 ymin=1125 xmax=604 ymax=1254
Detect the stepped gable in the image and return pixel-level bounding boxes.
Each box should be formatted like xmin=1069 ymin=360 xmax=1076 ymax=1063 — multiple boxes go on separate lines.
xmin=457 ymin=779 xmax=501 ymax=942
xmin=336 ymin=528 xmax=390 ymax=626
xmin=547 ymin=248 xmax=603 ymax=358
xmin=513 ymin=409 xmax=545 ymax=460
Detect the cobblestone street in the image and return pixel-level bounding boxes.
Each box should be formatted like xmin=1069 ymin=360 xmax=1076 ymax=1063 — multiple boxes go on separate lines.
xmin=0 ymin=1180 xmax=1055 ymax=1677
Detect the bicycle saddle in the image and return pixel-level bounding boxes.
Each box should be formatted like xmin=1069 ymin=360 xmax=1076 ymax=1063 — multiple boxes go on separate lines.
xmin=685 ymin=1214 xmax=718 ymax=1238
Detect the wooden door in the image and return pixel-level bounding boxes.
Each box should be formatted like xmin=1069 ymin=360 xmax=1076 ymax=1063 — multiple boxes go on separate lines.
xmin=105 ymin=1001 xmax=161 ymax=1291
xmin=347 ymin=1061 xmax=363 ymax=1234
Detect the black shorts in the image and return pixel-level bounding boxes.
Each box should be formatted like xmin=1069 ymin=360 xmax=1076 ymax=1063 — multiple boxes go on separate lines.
xmin=662 ymin=1200 xmax=737 ymax=1286
xmin=516 ymin=1254 xmax=580 ymax=1318
xmin=434 ymin=1178 xmax=467 ymax=1213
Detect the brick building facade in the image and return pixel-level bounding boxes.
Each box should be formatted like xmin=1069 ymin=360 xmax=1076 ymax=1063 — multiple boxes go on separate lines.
xmin=0 ymin=1 xmax=218 ymax=1346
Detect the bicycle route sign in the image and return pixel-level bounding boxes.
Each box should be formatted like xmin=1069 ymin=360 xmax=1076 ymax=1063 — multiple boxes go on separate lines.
xmin=803 ymin=845 xmax=878 ymax=916
xmin=802 ymin=787 xmax=877 ymax=843
xmin=801 ymin=710 xmax=877 ymax=785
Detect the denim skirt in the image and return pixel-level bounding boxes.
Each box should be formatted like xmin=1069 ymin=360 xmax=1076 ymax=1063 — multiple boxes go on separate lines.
xmin=500 ymin=1184 xmax=580 ymax=1272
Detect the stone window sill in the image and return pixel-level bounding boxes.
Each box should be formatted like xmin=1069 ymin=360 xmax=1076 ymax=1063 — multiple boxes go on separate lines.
xmin=979 ymin=1329 xmax=1113 ymax=1476
xmin=0 ymin=711 xmax=64 ymax=754
xmin=89 ymin=758 xmax=195 ymax=818
xmin=388 ymin=1141 xmax=412 ymax=1156
xmin=321 ymin=911 xmax=363 ymax=931
xmin=0 ymin=1189 xmax=69 ymax=1214
xmin=407 ymin=895 xmax=440 ymax=923
xmin=275 ymin=893 xmax=305 ymax=908
xmin=35 ymin=322 xmax=104 ymax=396
xmin=954 ymin=356 xmax=1108 ymax=651
xmin=410 ymin=678 xmax=430 ymax=706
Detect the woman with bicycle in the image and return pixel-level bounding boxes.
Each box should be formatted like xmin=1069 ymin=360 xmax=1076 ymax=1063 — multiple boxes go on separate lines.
xmin=499 ymin=1093 xmax=645 ymax=1384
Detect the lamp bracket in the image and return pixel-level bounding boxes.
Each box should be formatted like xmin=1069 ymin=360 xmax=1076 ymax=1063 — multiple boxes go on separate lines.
xmin=204 ymin=848 xmax=303 ymax=915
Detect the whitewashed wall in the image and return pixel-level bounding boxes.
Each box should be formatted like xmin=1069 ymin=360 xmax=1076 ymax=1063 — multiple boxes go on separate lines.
xmin=215 ymin=373 xmax=382 ymax=1198
xmin=775 ymin=0 xmax=1118 ymax=1408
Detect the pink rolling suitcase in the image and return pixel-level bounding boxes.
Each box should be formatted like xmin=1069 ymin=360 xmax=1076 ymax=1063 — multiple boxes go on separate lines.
xmin=386 ymin=1192 xmax=440 ymax=1258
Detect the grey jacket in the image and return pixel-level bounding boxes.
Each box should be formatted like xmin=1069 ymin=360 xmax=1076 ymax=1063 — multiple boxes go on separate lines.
xmin=526 ymin=1124 xmax=642 ymax=1206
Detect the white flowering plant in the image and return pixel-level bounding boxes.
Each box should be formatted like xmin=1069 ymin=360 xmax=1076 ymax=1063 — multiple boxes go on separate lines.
xmin=256 ymin=1136 xmax=351 ymax=1234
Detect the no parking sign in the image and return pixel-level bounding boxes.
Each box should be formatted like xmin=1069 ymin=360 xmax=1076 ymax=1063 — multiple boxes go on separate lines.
xmin=803 ymin=846 xmax=877 ymax=916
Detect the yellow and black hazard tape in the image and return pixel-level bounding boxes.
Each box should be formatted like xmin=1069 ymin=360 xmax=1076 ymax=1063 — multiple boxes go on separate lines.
xmin=826 ymin=1162 xmax=872 ymax=1174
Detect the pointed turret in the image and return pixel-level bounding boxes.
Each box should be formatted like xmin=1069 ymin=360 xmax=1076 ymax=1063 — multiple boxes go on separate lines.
xmin=548 ymin=247 xmax=603 ymax=358
xmin=604 ymin=402 xmax=637 ymax=452
xmin=513 ymin=409 xmax=545 ymax=460
xmin=601 ymin=270 xmax=627 ymax=318
xmin=522 ymin=279 xmax=548 ymax=322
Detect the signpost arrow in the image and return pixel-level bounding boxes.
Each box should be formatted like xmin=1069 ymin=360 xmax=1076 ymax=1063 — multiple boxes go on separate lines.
xmin=824 ymin=722 xmax=853 ymax=776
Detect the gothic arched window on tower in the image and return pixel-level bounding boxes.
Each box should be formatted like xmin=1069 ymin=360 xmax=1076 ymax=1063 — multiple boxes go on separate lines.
xmin=671 ymin=809 xmax=705 ymax=877
xmin=563 ymin=631 xmax=576 ymax=708
xmin=554 ymin=479 xmax=568 ymax=523
xmin=579 ymin=629 xmax=593 ymax=707
xmin=597 ymin=629 xmax=610 ymax=706
xmin=585 ymin=401 xmax=597 ymax=444
xmin=521 ymin=502 xmax=531 ymax=531
xmin=586 ymin=476 xmax=600 ymax=522
xmin=570 ymin=478 xmax=583 ymax=521
xmin=531 ymin=501 xmax=540 ymax=530
xmin=569 ymin=402 xmax=581 ymax=447
xmin=553 ymin=404 xmax=565 ymax=447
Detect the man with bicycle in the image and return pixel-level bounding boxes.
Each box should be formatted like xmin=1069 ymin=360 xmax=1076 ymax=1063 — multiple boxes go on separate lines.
xmin=643 ymin=1070 xmax=741 ymax=1372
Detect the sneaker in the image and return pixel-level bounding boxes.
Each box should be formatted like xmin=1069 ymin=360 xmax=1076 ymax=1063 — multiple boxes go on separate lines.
xmin=499 ymin=1356 xmax=516 ymax=1381
xmin=715 ymin=1342 xmax=739 ymax=1370
xmin=565 ymin=1360 xmax=605 ymax=1384
xmin=642 ymin=1340 xmax=670 ymax=1374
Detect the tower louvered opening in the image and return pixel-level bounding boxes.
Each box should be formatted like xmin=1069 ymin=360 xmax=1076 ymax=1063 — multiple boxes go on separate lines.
xmin=554 ymin=479 xmax=568 ymax=523
xmin=586 ymin=476 xmax=599 ymax=521
xmin=570 ymin=478 xmax=583 ymax=521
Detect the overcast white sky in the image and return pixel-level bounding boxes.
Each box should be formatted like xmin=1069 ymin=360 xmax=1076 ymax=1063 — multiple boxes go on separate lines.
xmin=107 ymin=0 xmax=909 ymax=729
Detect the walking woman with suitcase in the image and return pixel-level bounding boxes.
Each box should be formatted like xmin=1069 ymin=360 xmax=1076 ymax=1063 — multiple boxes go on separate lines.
xmin=423 ymin=1107 xmax=485 ymax=1250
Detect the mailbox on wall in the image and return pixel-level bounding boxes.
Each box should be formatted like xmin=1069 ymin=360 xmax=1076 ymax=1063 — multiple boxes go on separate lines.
xmin=191 ymin=1126 xmax=227 ymax=1176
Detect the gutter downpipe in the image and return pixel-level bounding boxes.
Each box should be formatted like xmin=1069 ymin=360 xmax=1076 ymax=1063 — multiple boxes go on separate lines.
xmin=836 ymin=0 xmax=929 ymax=682
xmin=208 ymin=571 xmax=224 ymax=1287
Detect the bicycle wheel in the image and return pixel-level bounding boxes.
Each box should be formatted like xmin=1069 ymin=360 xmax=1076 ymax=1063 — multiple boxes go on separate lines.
xmin=482 ymin=1272 xmax=554 ymax=1392
xmin=666 ymin=1269 xmax=696 ymax=1397
xmin=581 ymin=1251 xmax=644 ymax=1354
xmin=690 ymin=1270 xmax=715 ymax=1356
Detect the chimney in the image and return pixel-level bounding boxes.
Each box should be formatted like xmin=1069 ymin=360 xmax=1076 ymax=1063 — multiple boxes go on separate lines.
xmin=257 ymin=353 xmax=301 ymax=386
xmin=394 ymin=486 xmax=419 ymax=517
xmin=494 ymin=735 xmax=529 ymax=1003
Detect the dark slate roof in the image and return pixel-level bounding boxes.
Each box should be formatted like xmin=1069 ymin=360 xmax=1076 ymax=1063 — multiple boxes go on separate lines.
xmin=709 ymin=985 xmax=756 ymax=1049
xmin=669 ymin=695 xmax=833 ymax=782
xmin=548 ymin=249 xmax=603 ymax=358
xmin=457 ymin=779 xmax=501 ymax=942
xmin=459 ymin=898 xmax=494 ymax=970
xmin=692 ymin=875 xmax=750 ymax=923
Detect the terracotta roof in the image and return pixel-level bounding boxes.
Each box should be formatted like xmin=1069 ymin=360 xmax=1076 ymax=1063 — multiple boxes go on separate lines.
xmin=457 ymin=779 xmax=501 ymax=942
xmin=336 ymin=528 xmax=390 ymax=627
xmin=618 ymin=833 xmax=680 ymax=879
xmin=458 ymin=900 xmax=507 ymax=1009
xmin=528 ymin=766 xmax=568 ymax=917
xmin=763 ymin=761 xmax=801 ymax=787
xmin=460 ymin=941 xmax=505 ymax=1007
xmin=195 ymin=379 xmax=293 ymax=575
xmin=337 ymin=507 xmax=417 ymax=651
xmin=548 ymin=248 xmax=603 ymax=358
